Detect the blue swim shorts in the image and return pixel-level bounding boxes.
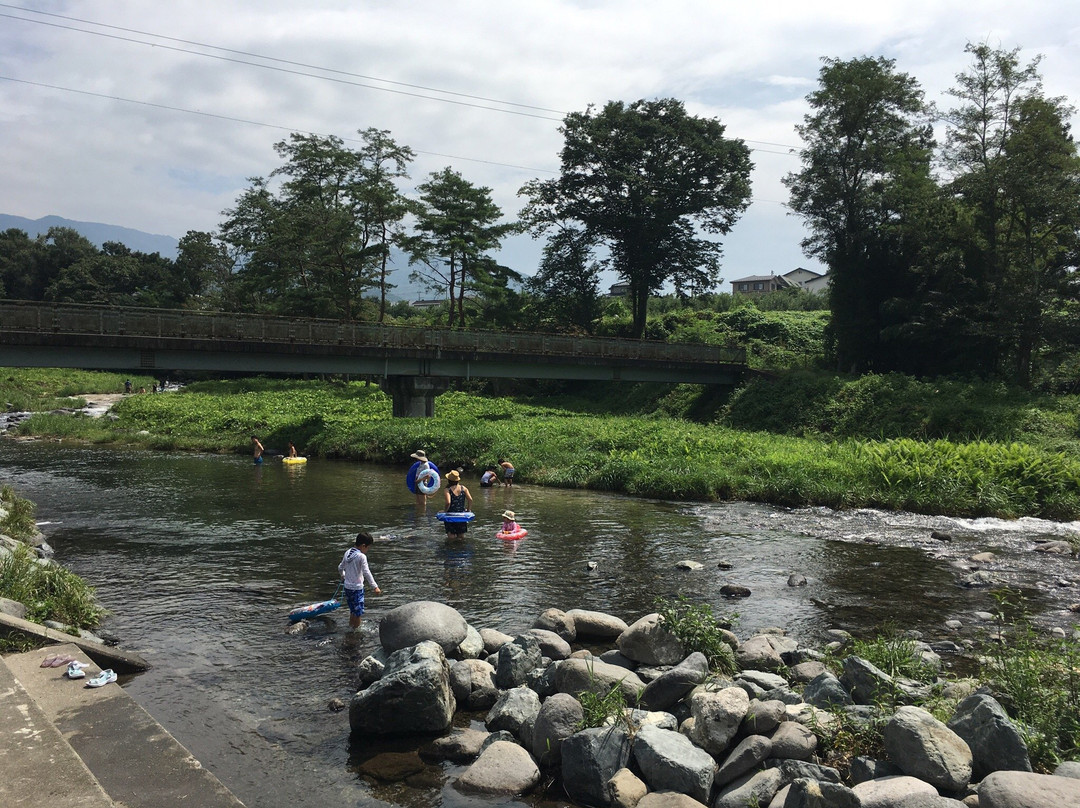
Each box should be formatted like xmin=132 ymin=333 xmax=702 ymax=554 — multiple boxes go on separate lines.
xmin=504 ymin=468 xmax=515 ymax=479
xmin=254 ymin=456 xmax=263 ymax=465
xmin=345 ymin=587 xmax=366 ymax=617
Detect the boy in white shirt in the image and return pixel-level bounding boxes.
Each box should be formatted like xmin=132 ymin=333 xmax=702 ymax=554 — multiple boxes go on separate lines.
xmin=338 ymin=532 xmax=382 ymax=631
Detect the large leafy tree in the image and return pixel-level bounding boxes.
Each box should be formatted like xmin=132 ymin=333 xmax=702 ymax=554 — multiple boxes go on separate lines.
xmin=784 ymin=57 xmax=936 ymax=373
xmin=943 ymin=43 xmax=1080 ymax=385
xmin=404 ymin=167 xmax=516 ymax=328
xmin=524 ymin=227 xmax=602 ymax=333
xmin=174 ymin=230 xmax=235 ymax=309
xmin=520 ymin=98 xmax=752 ymax=338
xmin=219 ymin=130 xmax=413 ymax=320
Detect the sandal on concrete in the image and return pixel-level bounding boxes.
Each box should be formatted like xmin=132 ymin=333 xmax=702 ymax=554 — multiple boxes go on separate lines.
xmin=86 ymin=669 xmax=117 ymax=688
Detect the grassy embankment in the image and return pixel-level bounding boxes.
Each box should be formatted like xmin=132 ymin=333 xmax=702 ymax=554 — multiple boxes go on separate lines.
xmin=6 ymin=369 xmax=1080 ymax=522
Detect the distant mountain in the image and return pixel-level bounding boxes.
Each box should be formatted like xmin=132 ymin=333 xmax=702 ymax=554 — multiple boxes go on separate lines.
xmin=0 ymin=214 xmax=181 ymax=259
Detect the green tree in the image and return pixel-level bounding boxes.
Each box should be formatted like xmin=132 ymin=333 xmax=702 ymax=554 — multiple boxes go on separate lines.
xmin=784 ymin=57 xmax=936 ymax=373
xmin=944 ymin=43 xmax=1080 ymax=385
xmin=525 ymin=227 xmax=602 ymax=333
xmin=520 ymin=98 xmax=753 ymax=338
xmin=404 ymin=167 xmax=516 ymax=328
xmin=174 ymin=230 xmax=235 ymax=309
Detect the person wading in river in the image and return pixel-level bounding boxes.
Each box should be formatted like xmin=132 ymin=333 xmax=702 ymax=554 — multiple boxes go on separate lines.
xmin=338 ymin=532 xmax=381 ymax=632
xmin=443 ymin=470 xmax=472 ymax=538
xmin=251 ymin=436 xmax=264 ymax=465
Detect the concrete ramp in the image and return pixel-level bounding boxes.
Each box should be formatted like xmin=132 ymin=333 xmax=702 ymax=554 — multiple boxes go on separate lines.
xmin=2 ymin=644 xmax=245 ymax=807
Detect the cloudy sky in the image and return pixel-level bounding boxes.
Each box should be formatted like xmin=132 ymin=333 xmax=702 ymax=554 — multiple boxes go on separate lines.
xmin=2 ymin=1 xmax=1078 ymax=287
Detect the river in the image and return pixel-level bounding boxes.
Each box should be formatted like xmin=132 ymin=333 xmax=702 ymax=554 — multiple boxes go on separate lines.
xmin=3 ymin=439 xmax=1078 ymax=808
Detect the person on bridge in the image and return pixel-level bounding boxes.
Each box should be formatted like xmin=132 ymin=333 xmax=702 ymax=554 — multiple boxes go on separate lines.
xmin=499 ymin=458 xmax=516 ymax=487
xmin=251 ymin=435 xmax=264 ymax=465
xmin=443 ymin=470 xmax=472 ymax=538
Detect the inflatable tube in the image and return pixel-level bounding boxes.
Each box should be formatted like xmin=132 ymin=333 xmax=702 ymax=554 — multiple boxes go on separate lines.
xmin=287 ymin=597 xmax=341 ymax=622
xmin=415 ymin=467 xmax=440 ymax=494
xmin=496 ymin=527 xmax=528 ymax=541
xmin=406 ymin=461 xmax=440 ymax=494
xmin=282 ymin=456 xmax=307 ymax=465
xmin=436 ymin=511 xmax=475 ymax=523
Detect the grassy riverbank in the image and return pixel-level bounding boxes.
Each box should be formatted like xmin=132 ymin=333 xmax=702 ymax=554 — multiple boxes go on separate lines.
xmin=6 ymin=370 xmax=1080 ymax=521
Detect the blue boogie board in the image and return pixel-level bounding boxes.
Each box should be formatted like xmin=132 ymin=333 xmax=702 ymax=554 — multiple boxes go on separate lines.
xmin=436 ymin=511 xmax=475 ymax=523
xmin=406 ymin=461 xmax=440 ymax=494
xmin=287 ymin=597 xmax=341 ymax=623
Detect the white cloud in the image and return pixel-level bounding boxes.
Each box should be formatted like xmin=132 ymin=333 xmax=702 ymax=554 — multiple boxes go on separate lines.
xmin=2 ymin=0 xmax=1079 ymax=281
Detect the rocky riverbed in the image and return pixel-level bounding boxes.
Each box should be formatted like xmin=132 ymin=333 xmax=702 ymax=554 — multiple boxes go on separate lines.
xmin=310 ymin=599 xmax=1080 ymax=808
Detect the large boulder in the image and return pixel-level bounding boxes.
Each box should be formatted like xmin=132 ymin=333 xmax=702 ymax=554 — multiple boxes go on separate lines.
xmin=379 ymin=601 xmax=468 ymax=653
xmin=979 ymin=771 xmax=1080 ymax=807
xmin=852 ymin=775 xmax=941 ymax=808
xmin=449 ymin=658 xmax=496 ymax=704
xmin=736 ymin=634 xmax=797 ymax=671
xmin=687 ymin=687 xmax=749 ymax=756
xmin=802 ymin=672 xmax=854 ymax=709
xmin=485 ymin=686 xmax=541 ymax=741
xmin=566 ymin=608 xmax=629 ymax=640
xmin=781 ymin=778 xmax=860 ymax=808
xmin=946 ymin=693 xmax=1031 ymax=780
xmin=768 ymin=721 xmax=818 ymax=761
xmin=349 ymin=641 xmax=455 ymax=735
xmin=616 ymin=613 xmax=685 ymax=666
xmin=495 ymin=634 xmax=543 ymax=689
xmin=533 ymin=607 xmax=577 ymax=642
xmin=523 ymin=628 xmax=572 ymax=660
xmin=554 ymin=657 xmax=647 ymax=703
xmin=638 ymin=652 xmax=708 ymax=711
xmin=562 ymin=726 xmax=633 ymax=807
xmin=714 ymin=768 xmax=784 ymax=808
xmin=453 ymin=740 xmax=540 ymax=796
xmin=716 ymin=735 xmax=772 ymax=787
xmin=631 ymin=723 xmax=716 ymax=804
xmin=607 ymin=767 xmax=647 ymax=808
xmin=454 ymin=623 xmax=485 ymax=659
xmin=884 ymin=706 xmax=972 ymax=792
xmin=532 ymin=692 xmax=583 ymax=768
xmin=479 ymin=627 xmax=514 ymax=654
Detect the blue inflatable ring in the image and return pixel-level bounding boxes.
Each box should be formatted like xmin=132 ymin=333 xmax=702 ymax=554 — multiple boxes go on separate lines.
xmin=406 ymin=461 xmax=440 ymax=494
xmin=416 ymin=467 xmax=441 ymax=495
xmin=436 ymin=511 xmax=475 ymax=523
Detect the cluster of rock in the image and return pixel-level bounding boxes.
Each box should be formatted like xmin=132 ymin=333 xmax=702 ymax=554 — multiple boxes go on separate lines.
xmin=345 ymin=600 xmax=1080 ymax=808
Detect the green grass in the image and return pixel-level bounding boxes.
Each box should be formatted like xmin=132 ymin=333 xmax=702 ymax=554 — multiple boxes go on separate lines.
xmin=1 ymin=485 xmax=38 ymax=541
xmin=655 ymin=594 xmax=738 ymax=674
xmin=0 ymin=542 xmax=105 ymax=630
xmin=0 ymin=367 xmax=156 ymax=411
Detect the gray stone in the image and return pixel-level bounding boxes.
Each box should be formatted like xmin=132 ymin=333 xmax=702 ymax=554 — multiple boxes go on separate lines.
xmin=1034 ymin=540 xmax=1074 ymax=555
xmin=740 ymin=698 xmax=786 ymax=736
xmin=848 ymin=756 xmax=902 ymax=784
xmin=720 ymin=583 xmax=752 ymax=598
xmin=769 ymin=721 xmax=818 ymax=762
xmin=715 ymin=734 xmax=772 ymax=787
xmin=788 ymin=660 xmax=828 ymax=683
xmin=531 ymin=692 xmax=583 ymax=768
xmin=607 ymin=767 xmax=647 ymax=808
xmin=737 ymin=669 xmax=789 ymax=692
xmin=379 ymin=600 xmax=468 ymax=654
xmin=495 ymin=634 xmax=543 ymax=689
xmin=639 ymin=652 xmax=709 ymax=711
xmin=631 ymin=724 xmax=716 ymax=804
xmin=764 ymin=758 xmax=841 ymax=785
xmin=676 ymin=559 xmax=705 ymax=570
xmin=615 ymin=708 xmax=679 ymax=732
xmin=788 ymin=573 xmax=808 ymax=587
xmin=979 ymin=771 xmax=1080 ymax=808
xmin=946 ymin=693 xmax=1031 ymax=780
xmin=599 ymin=649 xmax=638 ymax=670
xmin=356 ymin=654 xmax=385 ymax=687
xmin=561 ymin=726 xmax=632 ymax=807
xmin=349 ymin=641 xmax=455 ymax=735
xmin=422 ymin=726 xmax=490 ymax=762
xmin=782 ymin=778 xmax=860 ymax=808
xmin=0 ymin=596 xmax=27 ymax=619
xmin=736 ymin=634 xmax=786 ymax=671
xmin=554 ymin=657 xmax=648 ymax=703
xmin=803 ymin=672 xmax=853 ymax=709
xmin=527 ymin=661 xmax=560 ymax=699
xmin=455 ymin=623 xmax=485 ymax=659
xmin=566 ymin=608 xmax=629 ymax=639
xmin=454 ymin=740 xmax=540 ymax=796
xmin=714 ymin=767 xmax=784 ymax=808
xmin=479 ymin=729 xmax=516 ymax=752
xmin=467 ymin=686 xmax=500 ymax=711
xmin=884 ymin=706 xmax=972 ymax=792
xmin=479 ymin=627 xmax=514 ymax=654
xmin=638 ymin=793 xmax=709 ymax=808
xmin=450 ymin=660 xmax=473 ymax=702
xmin=688 ymin=686 xmax=749 ymax=756
xmin=453 ymin=658 xmax=496 ymax=700
xmin=1055 ymin=760 xmax=1080 ymax=779
xmin=616 ymin=612 xmax=686 ymax=666
xmin=486 ymin=686 xmax=541 ymax=740
xmin=524 ymin=628 xmax=572 ymax=660
xmin=853 ymin=775 xmax=939 ymax=808
xmin=533 ymin=607 xmax=576 ymax=641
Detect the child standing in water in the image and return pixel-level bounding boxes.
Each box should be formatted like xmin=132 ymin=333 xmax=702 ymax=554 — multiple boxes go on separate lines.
xmin=499 ymin=458 xmax=515 ymax=487
xmin=338 ymin=532 xmax=382 ymax=631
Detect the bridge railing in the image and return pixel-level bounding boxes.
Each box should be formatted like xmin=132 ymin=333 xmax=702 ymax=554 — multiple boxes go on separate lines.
xmin=0 ymin=300 xmax=746 ymax=364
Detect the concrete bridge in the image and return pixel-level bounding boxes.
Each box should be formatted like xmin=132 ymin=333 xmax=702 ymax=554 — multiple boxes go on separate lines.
xmin=0 ymin=300 xmax=747 ymax=416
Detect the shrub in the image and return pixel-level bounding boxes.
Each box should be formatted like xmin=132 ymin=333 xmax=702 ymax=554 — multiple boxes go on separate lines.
xmin=655 ymin=595 xmax=737 ymax=674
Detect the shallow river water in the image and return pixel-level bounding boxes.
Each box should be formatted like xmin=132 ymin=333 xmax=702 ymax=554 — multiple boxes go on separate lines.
xmin=3 ymin=439 xmax=1078 ymax=808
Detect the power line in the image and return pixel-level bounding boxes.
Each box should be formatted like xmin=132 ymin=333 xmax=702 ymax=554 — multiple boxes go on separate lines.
xmin=0 ymin=75 xmax=560 ymax=175
xmin=0 ymin=10 xmax=565 ymax=121
xmin=0 ymin=4 xmax=806 ymax=152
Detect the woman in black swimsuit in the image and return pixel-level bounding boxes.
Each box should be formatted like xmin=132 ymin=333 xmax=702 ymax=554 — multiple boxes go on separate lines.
xmin=443 ymin=470 xmax=473 ymax=537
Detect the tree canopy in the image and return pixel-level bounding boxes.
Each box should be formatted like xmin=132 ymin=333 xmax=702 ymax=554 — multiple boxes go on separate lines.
xmin=520 ymin=98 xmax=753 ymax=337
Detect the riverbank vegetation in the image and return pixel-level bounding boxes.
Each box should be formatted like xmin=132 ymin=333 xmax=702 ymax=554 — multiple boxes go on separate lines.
xmin=0 ymin=486 xmax=104 ymax=637
xmin=5 ymin=370 xmax=1080 ymax=521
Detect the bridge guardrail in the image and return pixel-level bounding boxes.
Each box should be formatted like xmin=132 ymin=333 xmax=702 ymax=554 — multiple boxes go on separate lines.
xmin=0 ymin=300 xmax=746 ymax=365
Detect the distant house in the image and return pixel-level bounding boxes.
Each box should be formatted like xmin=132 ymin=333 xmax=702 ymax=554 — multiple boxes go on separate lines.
xmin=730 ymin=268 xmax=829 ymax=296
xmin=607 ymin=282 xmax=631 ymax=297
xmin=410 ymin=298 xmax=447 ymax=309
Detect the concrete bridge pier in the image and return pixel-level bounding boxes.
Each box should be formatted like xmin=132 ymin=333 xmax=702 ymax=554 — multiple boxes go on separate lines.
xmin=380 ymin=376 xmax=450 ymax=418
